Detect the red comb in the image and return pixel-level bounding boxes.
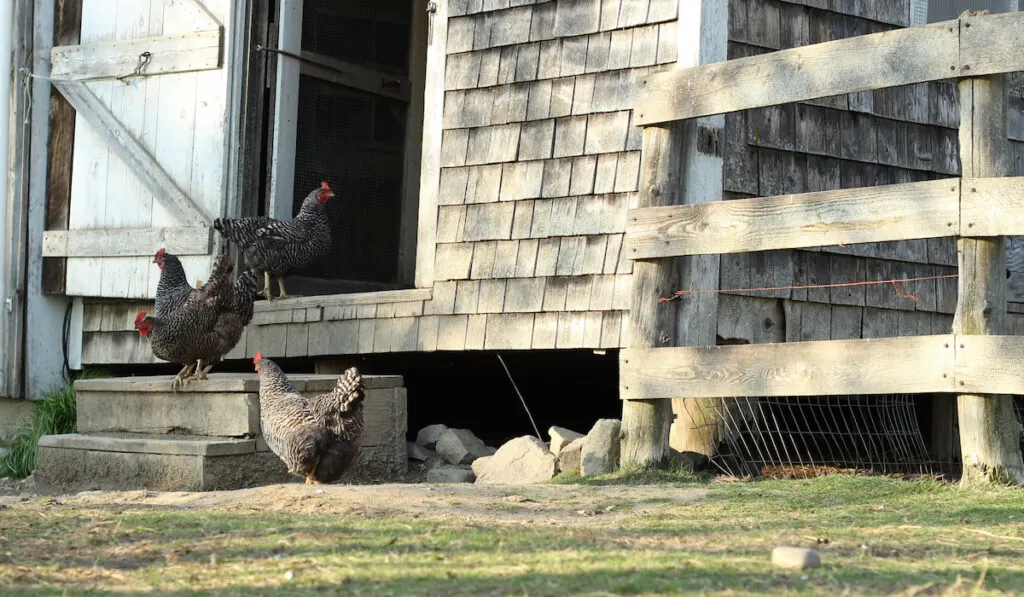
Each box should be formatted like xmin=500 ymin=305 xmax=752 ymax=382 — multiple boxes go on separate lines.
xmin=134 ymin=311 xmax=147 ymax=325
xmin=320 ymin=181 xmax=331 ymax=190
xmin=253 ymin=352 xmax=263 ymax=364
xmin=155 ymin=248 xmax=166 ymax=256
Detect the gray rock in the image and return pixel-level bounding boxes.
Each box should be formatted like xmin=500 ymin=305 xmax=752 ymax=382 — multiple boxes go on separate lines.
xmin=474 ymin=436 xmax=558 ymax=484
xmin=436 ymin=428 xmax=491 ymax=465
xmin=771 ymin=546 xmax=821 ymax=570
xmin=407 ymin=441 xmax=437 ymax=462
xmin=548 ymin=426 xmax=584 ymax=454
xmin=581 ymin=418 xmax=621 ymax=476
xmin=415 ymin=424 xmax=449 ymax=449
xmin=0 ymin=447 xmax=9 ymax=460
xmin=425 ymin=465 xmax=476 ymax=484
xmin=557 ymin=437 xmax=585 ymax=474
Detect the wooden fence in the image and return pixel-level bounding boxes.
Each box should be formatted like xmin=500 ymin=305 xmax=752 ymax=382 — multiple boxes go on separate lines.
xmin=620 ymin=11 xmax=1024 ymax=484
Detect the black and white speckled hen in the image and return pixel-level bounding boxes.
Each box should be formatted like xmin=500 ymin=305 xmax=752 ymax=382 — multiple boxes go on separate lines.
xmin=212 ymin=182 xmax=334 ymax=301
xmin=253 ymin=353 xmax=365 ymax=484
xmin=135 ymin=252 xmax=262 ymax=391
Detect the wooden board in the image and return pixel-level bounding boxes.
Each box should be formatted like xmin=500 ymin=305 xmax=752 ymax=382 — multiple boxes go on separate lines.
xmin=620 ymin=335 xmax=957 ymax=399
xmin=42 ymin=226 xmax=212 ymax=257
xmin=960 ymin=177 xmax=1024 ymax=237
xmin=634 ymin=20 xmax=958 ymax=124
xmin=50 ymin=29 xmax=223 ymax=81
xmin=625 ymin=179 xmax=960 ymax=258
xmin=959 ymin=11 xmax=1024 ymax=79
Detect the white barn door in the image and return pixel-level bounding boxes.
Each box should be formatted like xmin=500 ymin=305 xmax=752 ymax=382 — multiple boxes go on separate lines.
xmin=45 ymin=0 xmax=237 ymax=298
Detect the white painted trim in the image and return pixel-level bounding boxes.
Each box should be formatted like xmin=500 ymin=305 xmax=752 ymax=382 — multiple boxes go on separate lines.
xmin=414 ymin=0 xmax=448 ymax=289
xmin=398 ymin=0 xmax=430 ymax=286
xmin=0 ymin=0 xmax=15 ymax=396
xmin=268 ymin=0 xmax=303 ymax=222
xmin=224 ymin=0 xmax=249 ymax=230
xmin=25 ymin=0 xmax=72 ymax=400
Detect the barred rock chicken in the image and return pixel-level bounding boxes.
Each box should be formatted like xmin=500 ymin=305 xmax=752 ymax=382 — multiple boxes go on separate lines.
xmin=253 ymin=353 xmax=365 ymax=484
xmin=135 ymin=251 xmax=262 ymax=391
xmin=213 ymin=182 xmax=335 ymax=301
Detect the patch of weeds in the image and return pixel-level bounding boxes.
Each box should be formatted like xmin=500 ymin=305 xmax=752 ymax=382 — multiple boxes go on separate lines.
xmin=488 ymin=502 xmax=525 ymax=512
xmin=1 ymin=368 xmax=111 ymax=478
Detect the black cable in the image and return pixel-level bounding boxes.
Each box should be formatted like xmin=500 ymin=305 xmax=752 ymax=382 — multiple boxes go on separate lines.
xmin=61 ymin=300 xmax=72 ymax=382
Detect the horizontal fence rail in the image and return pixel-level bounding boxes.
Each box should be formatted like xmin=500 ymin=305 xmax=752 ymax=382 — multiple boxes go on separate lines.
xmin=633 ymin=12 xmax=1024 ymax=125
xmin=624 ymin=177 xmax=1024 ymax=258
xmin=619 ymin=334 xmax=1024 ymax=400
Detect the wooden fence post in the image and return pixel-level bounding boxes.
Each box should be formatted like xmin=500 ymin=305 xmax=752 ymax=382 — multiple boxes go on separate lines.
xmin=954 ymin=74 xmax=1024 ymax=486
xmin=620 ymin=124 xmax=683 ymax=469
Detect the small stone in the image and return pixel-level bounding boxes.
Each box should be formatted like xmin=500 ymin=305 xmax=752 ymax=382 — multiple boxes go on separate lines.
xmin=415 ymin=424 xmax=449 ymax=449
xmin=548 ymin=426 xmax=584 ymax=454
xmin=557 ymin=437 xmax=584 ymax=474
xmin=425 ymin=465 xmax=476 ymax=483
xmin=407 ymin=441 xmax=437 ymax=462
xmin=436 ymin=428 xmax=491 ymax=465
xmin=0 ymin=448 xmax=9 ymax=460
xmin=581 ymin=419 xmax=621 ymax=476
xmin=771 ymin=546 xmax=821 ymax=570
xmin=475 ymin=436 xmax=558 ymax=484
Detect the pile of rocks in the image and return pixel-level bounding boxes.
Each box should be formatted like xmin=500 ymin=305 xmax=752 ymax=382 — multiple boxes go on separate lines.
xmin=408 ymin=418 xmax=623 ymax=484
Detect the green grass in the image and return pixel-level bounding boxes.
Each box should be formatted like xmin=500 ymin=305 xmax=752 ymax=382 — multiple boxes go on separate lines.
xmin=2 ymin=474 xmax=1023 ymax=595
xmin=0 ymin=369 xmax=110 ymax=479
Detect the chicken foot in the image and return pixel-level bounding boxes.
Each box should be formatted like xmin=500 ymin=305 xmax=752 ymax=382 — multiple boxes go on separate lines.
xmin=170 ymin=362 xmax=197 ymax=392
xmin=184 ymin=359 xmax=215 ymax=384
xmin=276 ymin=276 xmax=301 ymax=300
xmin=304 ymin=459 xmax=321 ymax=485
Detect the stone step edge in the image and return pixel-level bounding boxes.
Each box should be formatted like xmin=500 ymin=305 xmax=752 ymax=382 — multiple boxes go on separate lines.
xmin=38 ymin=433 xmax=267 ymax=457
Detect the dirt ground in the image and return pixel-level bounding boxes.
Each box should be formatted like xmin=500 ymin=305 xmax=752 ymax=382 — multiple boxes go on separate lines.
xmin=0 ymin=474 xmax=708 ymax=526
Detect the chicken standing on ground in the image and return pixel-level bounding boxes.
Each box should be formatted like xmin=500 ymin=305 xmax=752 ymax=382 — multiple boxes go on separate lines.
xmin=135 ymin=250 xmax=262 ymax=391
xmin=253 ymin=353 xmax=365 ymax=484
xmin=212 ymin=182 xmax=334 ymax=301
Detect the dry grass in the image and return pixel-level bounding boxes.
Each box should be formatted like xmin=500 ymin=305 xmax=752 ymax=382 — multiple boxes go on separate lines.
xmin=1 ymin=474 xmax=1022 ymax=595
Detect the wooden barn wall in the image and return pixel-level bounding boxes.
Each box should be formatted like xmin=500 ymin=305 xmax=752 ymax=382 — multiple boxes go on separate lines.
xmin=718 ymin=0 xmax=1024 ymax=346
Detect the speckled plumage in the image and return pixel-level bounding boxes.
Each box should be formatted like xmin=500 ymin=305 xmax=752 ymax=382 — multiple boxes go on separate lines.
xmin=212 ymin=186 xmax=332 ymax=279
xmin=153 ymin=251 xmax=193 ymax=317
xmin=255 ymin=356 xmax=365 ymax=484
xmin=138 ymin=253 xmax=261 ymax=376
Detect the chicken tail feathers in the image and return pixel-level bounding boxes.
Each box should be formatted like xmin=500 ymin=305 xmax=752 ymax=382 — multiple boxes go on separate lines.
xmin=333 ymin=367 xmax=364 ymax=412
xmin=233 ymin=268 xmax=262 ymax=325
xmin=213 ymin=216 xmax=272 ymax=248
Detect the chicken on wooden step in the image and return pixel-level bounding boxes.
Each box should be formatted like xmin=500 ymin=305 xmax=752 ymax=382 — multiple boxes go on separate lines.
xmin=253 ymin=353 xmax=365 ymax=484
xmin=213 ymin=182 xmax=334 ymax=301
xmin=136 ymin=250 xmax=262 ymax=391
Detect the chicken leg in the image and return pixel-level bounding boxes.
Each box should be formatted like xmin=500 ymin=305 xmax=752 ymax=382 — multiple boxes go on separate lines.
xmin=276 ymin=276 xmax=299 ymax=300
xmin=262 ymin=271 xmax=274 ymax=301
xmin=170 ymin=362 xmax=197 ymax=392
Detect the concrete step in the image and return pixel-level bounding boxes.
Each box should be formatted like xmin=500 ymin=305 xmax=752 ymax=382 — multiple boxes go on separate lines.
xmin=75 ymin=373 xmax=405 ymax=440
xmin=35 ymin=433 xmax=291 ymax=492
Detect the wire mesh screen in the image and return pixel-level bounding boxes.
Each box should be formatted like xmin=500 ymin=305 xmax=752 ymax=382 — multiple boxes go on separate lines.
xmin=682 ymin=395 xmax=943 ymax=479
xmin=292 ymin=0 xmax=412 ymax=287
xmin=301 ymin=0 xmax=411 ymax=72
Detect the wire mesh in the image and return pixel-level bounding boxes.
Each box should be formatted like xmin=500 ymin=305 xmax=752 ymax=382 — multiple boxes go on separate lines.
xmin=291 ymin=0 xmax=413 ymax=286
xmin=681 ymin=395 xmax=950 ymax=479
